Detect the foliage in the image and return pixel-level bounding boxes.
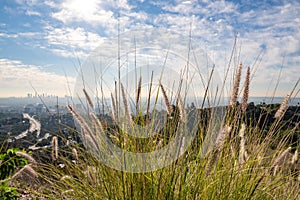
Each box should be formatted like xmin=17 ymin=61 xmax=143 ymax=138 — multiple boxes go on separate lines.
xmin=0 ymin=182 xmax=18 ymax=200
xmin=0 ymin=148 xmax=29 ymax=200
xmin=0 ymin=148 xmax=28 ymax=180
xmin=3 ymin=39 xmax=299 ymax=199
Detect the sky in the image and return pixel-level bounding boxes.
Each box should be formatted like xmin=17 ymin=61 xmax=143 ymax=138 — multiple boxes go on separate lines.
xmin=0 ymin=0 xmax=299 ymax=98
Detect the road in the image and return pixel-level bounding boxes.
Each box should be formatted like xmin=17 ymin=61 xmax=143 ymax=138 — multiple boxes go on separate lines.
xmin=15 ymin=113 xmax=41 ymax=140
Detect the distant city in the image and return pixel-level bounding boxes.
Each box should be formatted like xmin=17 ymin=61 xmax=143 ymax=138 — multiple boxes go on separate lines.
xmin=0 ymin=93 xmax=299 ymax=153
xmin=0 ymin=98 xmax=76 ymax=156
xmin=0 ymin=94 xmax=299 ymax=112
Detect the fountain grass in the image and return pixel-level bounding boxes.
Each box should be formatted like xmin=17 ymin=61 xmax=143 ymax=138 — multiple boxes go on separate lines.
xmin=27 ymin=61 xmax=300 ymax=200
xmin=9 ymin=36 xmax=300 ymax=199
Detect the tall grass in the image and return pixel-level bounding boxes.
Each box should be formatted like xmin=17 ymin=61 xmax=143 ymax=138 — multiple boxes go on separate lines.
xmin=34 ymin=117 xmax=299 ymax=199
xmin=15 ymin=39 xmax=300 ymax=199
xmin=30 ymin=72 xmax=299 ymax=200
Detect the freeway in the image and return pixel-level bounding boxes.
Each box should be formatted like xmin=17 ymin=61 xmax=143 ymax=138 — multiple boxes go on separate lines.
xmin=15 ymin=113 xmax=41 ymax=140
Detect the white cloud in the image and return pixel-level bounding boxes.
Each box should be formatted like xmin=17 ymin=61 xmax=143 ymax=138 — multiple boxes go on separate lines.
xmin=0 ymin=33 xmax=18 ymax=38
xmin=2 ymin=0 xmax=299 ymax=97
xmin=44 ymin=0 xmax=57 ymax=8
xmin=49 ymin=0 xmax=145 ymax=35
xmin=0 ymin=31 xmax=42 ymax=40
xmin=0 ymin=58 xmax=75 ymax=97
xmin=15 ymin=0 xmax=39 ymax=5
xmin=48 ymin=0 xmax=300 ymax=96
xmin=19 ymin=32 xmax=41 ymax=37
xmin=45 ymin=27 xmax=105 ymax=58
xmin=158 ymin=0 xmax=237 ymax=16
xmin=25 ymin=10 xmax=41 ymax=16
xmin=148 ymin=0 xmax=299 ymax=97
xmin=51 ymin=0 xmax=117 ymax=26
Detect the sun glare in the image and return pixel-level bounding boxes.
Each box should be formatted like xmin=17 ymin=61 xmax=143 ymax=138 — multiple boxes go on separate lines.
xmin=68 ymin=0 xmax=99 ymax=16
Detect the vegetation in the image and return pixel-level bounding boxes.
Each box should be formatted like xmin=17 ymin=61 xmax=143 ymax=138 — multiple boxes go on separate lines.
xmin=0 ymin=148 xmax=29 ymax=200
xmin=21 ymin=63 xmax=298 ymax=199
xmin=1 ymin=41 xmax=300 ymax=199
xmin=32 ymin=101 xmax=299 ymax=199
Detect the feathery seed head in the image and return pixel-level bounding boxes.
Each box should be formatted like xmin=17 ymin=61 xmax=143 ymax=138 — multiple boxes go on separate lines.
xmin=242 ymin=66 xmax=250 ymax=113
xmin=274 ymin=94 xmax=290 ymax=119
xmin=271 ymin=147 xmax=291 ymax=173
xmin=215 ymin=125 xmax=231 ymax=150
xmin=67 ymin=104 xmax=93 ymax=135
xmin=239 ymin=123 xmax=246 ymax=138
xmin=52 ymin=136 xmax=58 ymax=161
xmin=121 ymin=83 xmax=132 ymax=124
xmin=110 ymin=93 xmax=117 ymax=121
xmin=136 ymin=76 xmax=142 ymax=112
xmin=11 ymin=164 xmax=38 ymax=184
xmin=160 ymin=83 xmax=172 ymax=115
xmin=177 ymin=95 xmax=186 ymax=122
xmin=83 ymin=88 xmax=94 ymax=109
xmin=239 ymin=123 xmax=247 ymax=164
xmin=16 ymin=151 xmax=36 ymax=164
xmin=72 ymin=148 xmax=78 ymax=161
xmin=291 ymin=149 xmax=298 ymax=165
xmin=230 ymin=63 xmax=243 ymax=106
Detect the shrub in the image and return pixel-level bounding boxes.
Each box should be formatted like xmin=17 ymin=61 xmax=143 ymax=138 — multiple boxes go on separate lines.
xmin=0 ymin=148 xmax=29 ymax=200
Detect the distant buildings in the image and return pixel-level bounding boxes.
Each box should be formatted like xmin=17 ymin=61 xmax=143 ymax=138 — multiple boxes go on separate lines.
xmin=23 ymin=103 xmax=46 ymax=114
xmin=23 ymin=104 xmax=35 ymax=113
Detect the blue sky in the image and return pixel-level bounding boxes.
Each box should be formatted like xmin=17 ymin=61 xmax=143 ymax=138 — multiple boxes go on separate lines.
xmin=0 ymin=0 xmax=299 ymax=97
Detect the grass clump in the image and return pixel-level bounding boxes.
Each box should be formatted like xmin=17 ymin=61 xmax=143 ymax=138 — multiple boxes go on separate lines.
xmin=12 ymin=37 xmax=300 ymax=199
xmin=30 ymin=63 xmax=300 ymax=200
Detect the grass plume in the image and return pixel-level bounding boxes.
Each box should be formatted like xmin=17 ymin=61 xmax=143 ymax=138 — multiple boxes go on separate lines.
xmin=274 ymin=94 xmax=290 ymax=119
xmin=25 ymin=39 xmax=300 ymax=200
xmin=51 ymin=136 xmax=58 ymax=161
xmin=16 ymin=151 xmax=36 ymax=164
xmin=83 ymin=88 xmax=94 ymax=109
xmin=230 ymin=63 xmax=243 ymax=106
xmin=242 ymin=66 xmax=250 ymax=114
xmin=136 ymin=76 xmax=142 ymax=113
xmin=238 ymin=123 xmax=248 ymax=164
xmin=270 ymin=147 xmax=291 ymax=175
xmin=121 ymin=82 xmax=133 ymax=125
xmin=160 ymin=83 xmax=172 ymax=115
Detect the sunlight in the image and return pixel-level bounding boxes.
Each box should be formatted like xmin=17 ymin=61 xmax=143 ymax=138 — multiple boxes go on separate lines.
xmin=67 ymin=0 xmax=100 ymax=16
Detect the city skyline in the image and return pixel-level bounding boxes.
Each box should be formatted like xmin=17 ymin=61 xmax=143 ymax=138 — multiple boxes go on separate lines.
xmin=0 ymin=0 xmax=299 ymax=98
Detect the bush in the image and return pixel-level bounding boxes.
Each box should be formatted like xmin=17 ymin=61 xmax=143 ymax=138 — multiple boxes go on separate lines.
xmin=0 ymin=148 xmax=28 ymax=199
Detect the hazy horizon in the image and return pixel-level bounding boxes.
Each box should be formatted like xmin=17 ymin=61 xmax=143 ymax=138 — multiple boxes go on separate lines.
xmin=1 ymin=95 xmax=299 ymax=106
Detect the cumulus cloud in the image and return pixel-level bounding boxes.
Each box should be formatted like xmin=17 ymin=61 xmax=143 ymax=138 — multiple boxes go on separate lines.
xmin=42 ymin=0 xmax=151 ymax=57
xmin=45 ymin=26 xmax=105 ymax=57
xmin=51 ymin=0 xmax=117 ymax=26
xmin=0 ymin=59 xmax=75 ymax=97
